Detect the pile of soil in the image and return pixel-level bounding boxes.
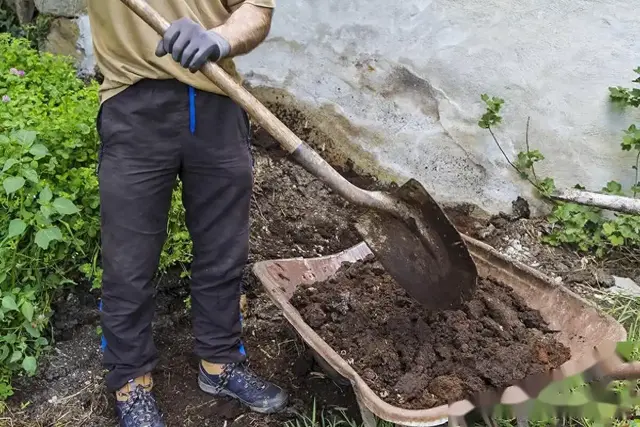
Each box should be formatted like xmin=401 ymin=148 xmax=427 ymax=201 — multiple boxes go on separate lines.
xmin=291 ymin=256 xmax=572 ymax=410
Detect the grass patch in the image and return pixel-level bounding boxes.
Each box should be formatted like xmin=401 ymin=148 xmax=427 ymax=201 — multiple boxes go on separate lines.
xmin=598 ymin=289 xmax=640 ymax=343
xmin=284 ymin=401 xmax=394 ymax=427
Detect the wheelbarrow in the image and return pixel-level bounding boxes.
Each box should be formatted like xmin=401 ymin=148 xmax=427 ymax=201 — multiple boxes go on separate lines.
xmin=252 ymin=235 xmax=628 ymax=427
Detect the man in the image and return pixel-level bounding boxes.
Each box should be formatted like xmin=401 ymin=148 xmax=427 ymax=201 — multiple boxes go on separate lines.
xmin=87 ymin=1 xmax=287 ymax=426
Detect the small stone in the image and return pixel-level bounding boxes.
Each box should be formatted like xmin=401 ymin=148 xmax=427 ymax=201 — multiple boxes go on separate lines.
xmin=478 ymin=224 xmax=496 ymax=239
xmin=302 ymin=303 xmax=326 ymax=328
xmin=490 ymin=216 xmax=509 ymax=229
xmin=594 ymin=269 xmax=615 ymax=288
xmin=511 ymin=196 xmax=531 ymax=219
xmin=363 ymin=368 xmax=377 ymax=381
xmin=610 ymin=276 xmax=640 ymax=297
xmin=564 ymin=269 xmax=594 ymax=285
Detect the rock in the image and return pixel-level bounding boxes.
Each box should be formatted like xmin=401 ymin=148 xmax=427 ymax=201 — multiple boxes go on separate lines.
xmin=478 ymin=223 xmax=496 ymax=239
xmin=490 ymin=216 xmax=509 ymax=229
xmin=610 ymin=276 xmax=640 ymax=297
xmin=34 ymin=0 xmax=86 ymax=17
xmin=5 ymin=0 xmax=35 ymax=24
xmin=43 ymin=17 xmax=80 ymax=59
xmin=594 ymin=269 xmax=615 ymax=288
xmin=564 ymin=269 xmax=595 ymax=286
xmin=43 ymin=15 xmax=95 ymax=76
xmin=511 ymin=196 xmax=531 ymax=219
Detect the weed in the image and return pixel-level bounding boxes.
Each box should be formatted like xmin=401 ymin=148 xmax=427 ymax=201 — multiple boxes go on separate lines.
xmin=0 ymin=3 xmax=52 ymax=50
xmin=478 ymin=67 xmax=640 ymax=257
xmin=609 ymin=68 xmax=640 ymax=198
xmin=0 ymin=33 xmax=193 ymax=399
xmin=160 ymin=183 xmax=192 ymax=276
xmin=0 ymin=34 xmax=102 ymax=398
xmin=284 ymin=400 xmax=394 ymax=427
xmin=0 ymin=1 xmax=22 ymax=39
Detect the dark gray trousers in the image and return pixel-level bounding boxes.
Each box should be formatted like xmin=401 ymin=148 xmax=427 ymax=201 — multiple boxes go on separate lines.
xmin=97 ymin=79 xmax=251 ymax=392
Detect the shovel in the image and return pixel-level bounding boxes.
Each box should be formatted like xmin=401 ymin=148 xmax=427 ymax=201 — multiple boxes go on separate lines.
xmin=118 ymin=0 xmax=479 ymax=310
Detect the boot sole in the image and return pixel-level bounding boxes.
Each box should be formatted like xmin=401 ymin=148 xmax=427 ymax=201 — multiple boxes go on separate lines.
xmin=198 ymin=378 xmax=288 ymax=414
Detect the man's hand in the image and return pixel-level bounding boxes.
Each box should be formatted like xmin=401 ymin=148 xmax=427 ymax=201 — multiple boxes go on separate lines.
xmin=156 ymin=18 xmax=231 ymax=73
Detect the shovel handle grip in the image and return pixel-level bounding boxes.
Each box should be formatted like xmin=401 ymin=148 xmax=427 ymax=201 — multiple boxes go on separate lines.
xmin=118 ymin=0 xmax=302 ymax=154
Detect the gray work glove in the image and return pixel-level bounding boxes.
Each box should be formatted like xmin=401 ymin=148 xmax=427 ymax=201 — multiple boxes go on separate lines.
xmin=155 ymin=17 xmax=231 ymax=73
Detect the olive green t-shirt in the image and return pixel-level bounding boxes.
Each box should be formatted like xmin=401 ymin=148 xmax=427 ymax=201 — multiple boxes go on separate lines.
xmin=87 ymin=0 xmax=275 ymax=103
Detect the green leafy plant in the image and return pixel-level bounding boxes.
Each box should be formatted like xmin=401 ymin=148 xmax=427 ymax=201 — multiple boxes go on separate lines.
xmin=478 ymin=85 xmax=640 ymax=257
xmin=0 ymin=34 xmax=102 ymax=397
xmin=21 ymin=14 xmax=53 ymax=51
xmin=609 ymin=67 xmax=640 ymax=107
xmin=610 ymin=69 xmax=640 ymax=197
xmin=479 ymin=94 xmax=556 ymax=198
xmin=0 ymin=34 xmax=193 ymax=398
xmin=0 ymin=1 xmax=23 ymax=39
xmin=0 ymin=4 xmax=52 ymax=50
xmin=160 ymin=184 xmax=192 ymax=276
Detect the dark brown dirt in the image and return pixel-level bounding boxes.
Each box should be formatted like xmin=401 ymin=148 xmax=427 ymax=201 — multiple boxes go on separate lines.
xmin=291 ymin=256 xmax=572 ymax=410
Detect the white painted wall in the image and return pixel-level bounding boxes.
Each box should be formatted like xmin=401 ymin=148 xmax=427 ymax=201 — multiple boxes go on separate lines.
xmin=34 ymin=0 xmax=640 ymax=214
xmin=234 ymin=0 xmax=640 ymax=214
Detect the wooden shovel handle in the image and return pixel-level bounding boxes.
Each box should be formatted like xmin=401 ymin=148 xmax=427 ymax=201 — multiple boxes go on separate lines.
xmin=118 ymin=0 xmax=392 ymax=212
xmin=118 ymin=0 xmax=302 ymax=154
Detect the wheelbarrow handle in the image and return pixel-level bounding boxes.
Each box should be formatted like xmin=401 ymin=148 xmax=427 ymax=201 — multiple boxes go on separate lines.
xmin=608 ymin=361 xmax=640 ymax=381
xmin=118 ymin=0 xmax=389 ymax=211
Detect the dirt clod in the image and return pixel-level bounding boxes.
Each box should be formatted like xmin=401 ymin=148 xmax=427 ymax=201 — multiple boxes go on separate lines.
xmin=291 ymin=257 xmax=571 ymax=409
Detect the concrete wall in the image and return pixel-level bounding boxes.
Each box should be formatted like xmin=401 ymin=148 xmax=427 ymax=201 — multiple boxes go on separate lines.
xmin=234 ymin=0 xmax=640 ymax=214
xmin=19 ymin=0 xmax=640 ymax=214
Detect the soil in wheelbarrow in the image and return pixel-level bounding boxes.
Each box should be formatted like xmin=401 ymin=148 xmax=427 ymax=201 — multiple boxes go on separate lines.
xmin=291 ymin=256 xmax=572 ymax=410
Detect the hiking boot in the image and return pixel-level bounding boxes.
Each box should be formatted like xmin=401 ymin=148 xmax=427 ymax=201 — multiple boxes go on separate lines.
xmin=198 ymin=362 xmax=288 ymax=414
xmin=115 ymin=378 xmax=166 ymax=427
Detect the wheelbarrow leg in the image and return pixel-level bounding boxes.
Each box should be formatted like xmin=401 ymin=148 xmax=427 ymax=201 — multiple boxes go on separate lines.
xmin=448 ymin=399 xmax=474 ymax=427
xmin=352 ymin=387 xmax=379 ymax=427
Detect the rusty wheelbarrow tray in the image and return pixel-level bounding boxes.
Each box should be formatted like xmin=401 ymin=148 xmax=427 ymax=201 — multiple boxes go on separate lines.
xmin=252 ymin=236 xmax=627 ymax=426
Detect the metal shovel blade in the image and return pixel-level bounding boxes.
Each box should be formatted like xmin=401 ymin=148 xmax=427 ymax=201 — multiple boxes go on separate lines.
xmin=355 ymin=179 xmax=478 ymax=310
